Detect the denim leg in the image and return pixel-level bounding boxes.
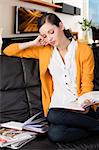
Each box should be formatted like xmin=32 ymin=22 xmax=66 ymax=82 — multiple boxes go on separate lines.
xmin=48 ymin=124 xmax=90 ymax=142
xmin=47 ymin=108 xmax=99 ymax=131
xmin=96 ymin=108 xmax=99 ymax=120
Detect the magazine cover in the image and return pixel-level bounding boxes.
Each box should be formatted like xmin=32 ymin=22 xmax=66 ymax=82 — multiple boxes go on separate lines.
xmin=0 ymin=128 xmax=37 ymax=149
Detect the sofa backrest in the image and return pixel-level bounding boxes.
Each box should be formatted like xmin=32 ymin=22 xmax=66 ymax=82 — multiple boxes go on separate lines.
xmin=0 ymin=55 xmax=43 ymax=123
xmin=0 ymin=36 xmax=43 ymax=123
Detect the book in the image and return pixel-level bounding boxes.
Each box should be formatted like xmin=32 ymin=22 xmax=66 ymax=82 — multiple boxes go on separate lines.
xmin=67 ymin=91 xmax=99 ymax=111
xmin=0 ymin=128 xmax=37 ymax=149
xmin=0 ymin=111 xmax=48 ymax=133
xmin=50 ymin=91 xmax=99 ymax=111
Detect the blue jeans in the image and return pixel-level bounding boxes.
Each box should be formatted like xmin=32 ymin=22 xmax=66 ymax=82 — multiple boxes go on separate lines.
xmin=47 ymin=108 xmax=99 ymax=142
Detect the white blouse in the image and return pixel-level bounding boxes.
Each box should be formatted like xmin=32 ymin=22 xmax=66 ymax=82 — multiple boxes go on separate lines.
xmin=48 ymin=39 xmax=78 ymax=108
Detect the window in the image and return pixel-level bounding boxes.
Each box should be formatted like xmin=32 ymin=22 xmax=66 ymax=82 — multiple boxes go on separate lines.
xmin=89 ymin=0 xmax=99 ymax=25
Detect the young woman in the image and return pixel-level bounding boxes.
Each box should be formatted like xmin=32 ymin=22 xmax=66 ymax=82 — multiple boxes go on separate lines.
xmin=3 ymin=13 xmax=99 ymax=142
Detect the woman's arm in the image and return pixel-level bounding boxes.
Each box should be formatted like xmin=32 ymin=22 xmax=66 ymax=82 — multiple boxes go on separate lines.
xmin=3 ymin=35 xmax=46 ymax=59
xmin=80 ymin=45 xmax=94 ymax=95
xmin=77 ymin=45 xmax=94 ymax=107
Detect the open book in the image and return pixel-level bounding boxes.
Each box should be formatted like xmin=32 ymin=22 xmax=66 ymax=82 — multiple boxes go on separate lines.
xmin=65 ymin=91 xmax=99 ymax=111
xmin=0 ymin=111 xmax=48 ymax=133
xmin=0 ymin=128 xmax=37 ymax=149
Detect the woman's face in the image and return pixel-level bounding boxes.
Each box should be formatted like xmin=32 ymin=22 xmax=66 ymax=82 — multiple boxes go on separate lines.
xmin=39 ymin=21 xmax=64 ymax=47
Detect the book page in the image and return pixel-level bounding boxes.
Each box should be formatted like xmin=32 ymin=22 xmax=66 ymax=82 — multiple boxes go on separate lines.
xmin=1 ymin=122 xmax=23 ymax=130
xmin=63 ymin=101 xmax=85 ymax=111
xmin=28 ymin=117 xmax=46 ymax=125
xmin=61 ymin=91 xmax=99 ymax=111
xmin=23 ymin=111 xmax=42 ymax=126
xmin=23 ymin=124 xmax=48 ymax=133
xmin=78 ymin=91 xmax=99 ymax=105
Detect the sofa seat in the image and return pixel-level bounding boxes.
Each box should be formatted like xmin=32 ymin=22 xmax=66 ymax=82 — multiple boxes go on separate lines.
xmin=13 ymin=134 xmax=99 ymax=150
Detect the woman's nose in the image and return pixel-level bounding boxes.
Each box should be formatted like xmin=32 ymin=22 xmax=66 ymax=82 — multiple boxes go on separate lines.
xmin=48 ymin=37 xmax=53 ymax=43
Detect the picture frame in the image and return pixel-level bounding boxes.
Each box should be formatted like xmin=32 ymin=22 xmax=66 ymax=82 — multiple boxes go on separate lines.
xmin=15 ymin=6 xmax=47 ymax=34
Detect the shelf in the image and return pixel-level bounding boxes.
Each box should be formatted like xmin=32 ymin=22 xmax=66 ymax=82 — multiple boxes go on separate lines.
xmin=55 ymin=3 xmax=81 ymax=15
xmin=19 ymin=0 xmax=62 ymax=9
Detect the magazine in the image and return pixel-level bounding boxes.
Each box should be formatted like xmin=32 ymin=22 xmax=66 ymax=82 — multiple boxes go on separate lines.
xmin=0 ymin=128 xmax=37 ymax=149
xmin=66 ymin=91 xmax=99 ymax=111
xmin=7 ymin=138 xmax=35 ymax=149
xmin=0 ymin=111 xmax=48 ymax=133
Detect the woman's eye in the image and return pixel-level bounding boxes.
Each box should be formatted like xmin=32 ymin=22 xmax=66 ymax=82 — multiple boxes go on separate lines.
xmin=50 ymin=30 xmax=54 ymax=34
xmin=43 ymin=35 xmax=47 ymax=38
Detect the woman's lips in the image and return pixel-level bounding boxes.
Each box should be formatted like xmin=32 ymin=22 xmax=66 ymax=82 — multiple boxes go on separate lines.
xmin=50 ymin=41 xmax=55 ymax=45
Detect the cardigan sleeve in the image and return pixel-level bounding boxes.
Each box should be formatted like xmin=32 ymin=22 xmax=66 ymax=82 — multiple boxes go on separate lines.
xmin=80 ymin=44 xmax=94 ymax=95
xmin=3 ymin=43 xmax=40 ymax=59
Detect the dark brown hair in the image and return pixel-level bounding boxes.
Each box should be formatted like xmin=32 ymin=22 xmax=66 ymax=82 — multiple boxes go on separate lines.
xmin=38 ymin=13 xmax=73 ymax=40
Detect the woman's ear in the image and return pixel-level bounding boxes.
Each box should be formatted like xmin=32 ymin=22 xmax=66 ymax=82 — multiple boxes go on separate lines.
xmin=59 ymin=22 xmax=64 ymax=30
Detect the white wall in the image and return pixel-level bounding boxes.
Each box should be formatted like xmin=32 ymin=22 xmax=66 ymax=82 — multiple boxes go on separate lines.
xmin=0 ymin=0 xmax=83 ymax=38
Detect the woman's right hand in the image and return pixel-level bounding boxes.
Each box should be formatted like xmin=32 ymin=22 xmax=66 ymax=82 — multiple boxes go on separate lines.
xmin=34 ymin=35 xmax=48 ymax=46
xmin=19 ymin=35 xmax=49 ymax=50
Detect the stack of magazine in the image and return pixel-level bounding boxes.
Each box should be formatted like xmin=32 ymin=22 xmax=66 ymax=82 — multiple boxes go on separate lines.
xmin=0 ymin=128 xmax=37 ymax=149
xmin=0 ymin=111 xmax=48 ymax=149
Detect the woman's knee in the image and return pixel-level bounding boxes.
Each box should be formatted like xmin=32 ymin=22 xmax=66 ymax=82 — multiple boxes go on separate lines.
xmin=48 ymin=125 xmax=90 ymax=142
xmin=48 ymin=125 xmax=67 ymax=142
xmin=47 ymin=108 xmax=58 ymax=123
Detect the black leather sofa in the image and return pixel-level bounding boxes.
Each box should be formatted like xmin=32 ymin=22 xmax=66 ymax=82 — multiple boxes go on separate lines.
xmin=0 ymin=37 xmax=99 ymax=150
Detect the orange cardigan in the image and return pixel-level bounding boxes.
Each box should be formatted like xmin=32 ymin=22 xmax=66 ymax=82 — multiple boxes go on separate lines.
xmin=3 ymin=42 xmax=94 ymax=116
